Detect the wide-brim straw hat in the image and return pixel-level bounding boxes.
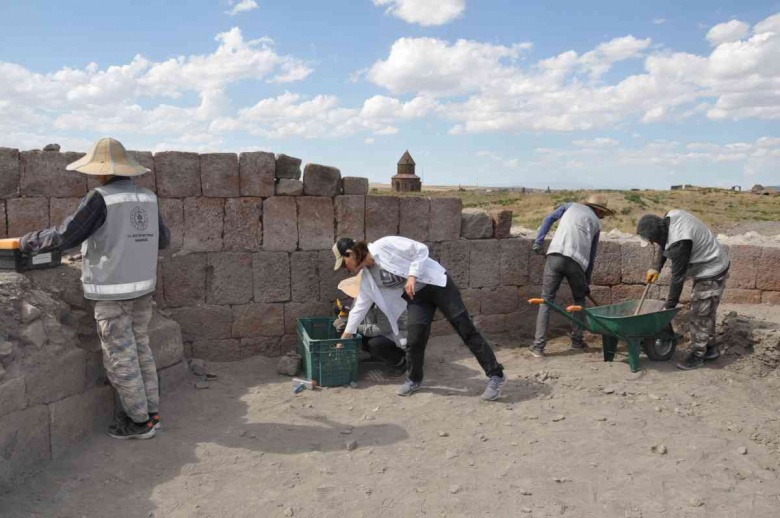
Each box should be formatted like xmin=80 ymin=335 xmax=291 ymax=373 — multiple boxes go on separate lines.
xmin=66 ymin=137 xmax=150 ymax=176
xmin=337 ymin=272 xmax=362 ymax=299
xmin=584 ymin=194 xmax=615 ymax=216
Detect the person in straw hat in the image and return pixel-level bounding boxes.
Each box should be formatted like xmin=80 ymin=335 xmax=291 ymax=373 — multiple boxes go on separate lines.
xmin=529 ymin=194 xmax=615 ymax=357
xmin=19 ymin=138 xmax=170 ymax=440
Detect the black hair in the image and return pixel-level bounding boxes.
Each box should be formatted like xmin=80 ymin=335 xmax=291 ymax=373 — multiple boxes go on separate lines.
xmin=636 ymin=214 xmax=667 ymax=246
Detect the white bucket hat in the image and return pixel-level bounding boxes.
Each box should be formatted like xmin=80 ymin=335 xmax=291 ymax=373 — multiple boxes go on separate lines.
xmin=337 ymin=272 xmax=362 ymax=299
xmin=66 ymin=137 xmax=150 ymax=176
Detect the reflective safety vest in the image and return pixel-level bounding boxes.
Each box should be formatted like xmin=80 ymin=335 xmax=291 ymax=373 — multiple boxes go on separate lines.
xmin=665 ymin=209 xmax=729 ymax=280
xmin=546 ymin=203 xmax=600 ymax=272
xmin=81 ymin=179 xmax=159 ymax=301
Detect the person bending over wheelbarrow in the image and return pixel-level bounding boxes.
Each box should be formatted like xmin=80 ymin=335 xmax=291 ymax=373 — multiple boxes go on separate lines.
xmin=529 ymin=194 xmax=615 ymax=357
xmin=636 ymin=210 xmax=730 ymax=370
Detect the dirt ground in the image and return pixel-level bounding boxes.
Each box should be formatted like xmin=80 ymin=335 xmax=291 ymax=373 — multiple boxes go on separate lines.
xmin=2 ymin=305 xmax=780 ymax=518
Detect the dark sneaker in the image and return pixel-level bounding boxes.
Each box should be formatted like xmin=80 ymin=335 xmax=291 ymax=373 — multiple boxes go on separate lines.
xmin=481 ymin=375 xmax=507 ymax=401
xmin=703 ymin=346 xmax=720 ymax=361
xmin=112 ymin=412 xmax=161 ymax=431
xmin=150 ymin=412 xmax=161 ymax=430
xmin=108 ymin=419 xmax=156 ymax=440
xmin=571 ymin=341 xmax=590 ymax=351
xmin=397 ymin=379 xmax=421 ymax=397
xmin=676 ymin=353 xmax=705 ymax=371
xmin=529 ymin=346 xmax=545 ymax=358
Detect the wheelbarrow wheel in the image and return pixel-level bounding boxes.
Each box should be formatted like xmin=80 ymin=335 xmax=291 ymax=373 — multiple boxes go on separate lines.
xmin=642 ymin=336 xmax=677 ymax=361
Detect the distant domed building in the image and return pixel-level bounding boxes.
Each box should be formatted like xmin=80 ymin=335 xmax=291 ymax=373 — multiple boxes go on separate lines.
xmin=392 ymin=150 xmax=421 ymax=192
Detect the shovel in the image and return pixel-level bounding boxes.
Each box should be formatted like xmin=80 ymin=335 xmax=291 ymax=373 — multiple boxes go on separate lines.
xmin=634 ymin=283 xmax=652 ymax=316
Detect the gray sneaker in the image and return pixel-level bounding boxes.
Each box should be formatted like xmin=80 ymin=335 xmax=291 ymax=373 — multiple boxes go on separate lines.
xmin=481 ymin=375 xmax=507 ymax=401
xmin=529 ymin=346 xmax=545 ymax=358
xmin=397 ymin=379 xmax=421 ymax=397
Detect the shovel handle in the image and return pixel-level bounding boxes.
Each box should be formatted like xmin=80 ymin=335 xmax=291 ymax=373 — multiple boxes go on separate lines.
xmin=528 ymin=298 xmax=546 ymax=305
xmin=634 ymin=283 xmax=652 ymax=316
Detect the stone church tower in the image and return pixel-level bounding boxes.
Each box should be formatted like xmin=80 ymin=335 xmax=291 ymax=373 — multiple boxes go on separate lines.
xmin=392 ymin=150 xmax=421 ymax=192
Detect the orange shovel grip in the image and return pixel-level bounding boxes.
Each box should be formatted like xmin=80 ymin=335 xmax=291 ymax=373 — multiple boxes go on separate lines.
xmin=566 ymin=305 xmax=583 ymax=313
xmin=528 ymin=298 xmax=546 ymax=305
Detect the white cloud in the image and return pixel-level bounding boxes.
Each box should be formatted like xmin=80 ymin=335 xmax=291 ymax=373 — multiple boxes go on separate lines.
xmin=476 ymin=150 xmax=521 ymax=168
xmin=653 ymin=18 xmax=666 ymax=25
xmin=706 ymin=19 xmax=750 ymax=46
xmin=572 ymin=137 xmax=619 ymax=147
xmin=373 ymin=0 xmax=465 ymax=27
xmin=226 ymin=0 xmax=259 ymax=17
xmin=579 ymin=35 xmax=652 ymax=79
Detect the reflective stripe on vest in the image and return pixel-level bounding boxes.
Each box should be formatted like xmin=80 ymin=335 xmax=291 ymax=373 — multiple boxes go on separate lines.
xmin=102 ymin=192 xmax=157 ymax=206
xmin=82 ymin=278 xmax=156 ymax=296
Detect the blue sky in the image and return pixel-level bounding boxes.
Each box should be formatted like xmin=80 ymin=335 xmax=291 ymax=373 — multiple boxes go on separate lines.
xmin=1 ymin=0 xmax=779 ymax=189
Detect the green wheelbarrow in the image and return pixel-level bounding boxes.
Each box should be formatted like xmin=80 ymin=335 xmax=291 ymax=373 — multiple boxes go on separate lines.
xmin=528 ymin=297 xmax=682 ymax=373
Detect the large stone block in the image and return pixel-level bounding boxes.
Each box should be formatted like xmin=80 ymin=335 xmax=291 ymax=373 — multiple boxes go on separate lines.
xmin=588 ymin=285 xmax=613 ymax=306
xmin=0 ymin=147 xmax=20 ymax=198
xmin=726 ymin=245 xmax=761 ymax=290
xmin=499 ymin=238 xmax=530 ymax=286
xmin=192 ymin=339 xmax=242 ymax=362
xmin=621 ymin=242 xmax=655 ymax=285
xmin=435 ymin=240 xmax=470 ymax=287
xmin=365 ymin=196 xmax=399 ymax=241
xmin=756 ymin=247 xmax=780 ymax=291
xmin=232 ymin=303 xmax=285 ymax=337
xmin=49 ymin=387 xmax=113 ymax=458
xmin=428 ymin=198 xmax=462 ymax=242
xmin=158 ymin=360 xmax=189 ymax=394
xmin=762 ymin=291 xmax=780 ymax=304
xmin=460 ymin=209 xmax=493 ymax=239
xmin=303 ymin=163 xmax=341 ymax=197
xmin=489 ymin=209 xmax=512 ymax=239
xmin=241 ymin=336 xmax=284 ymax=358
xmin=611 ymin=284 xmax=662 ymax=303
xmin=334 ymin=195 xmax=365 ymax=241
xmin=481 ymin=286 xmax=520 ymax=315
xmin=169 ymin=305 xmax=232 ymax=341
xmin=161 ymin=253 xmax=206 ymax=307
xmin=155 ymin=151 xmax=201 ymax=197
xmin=342 ymin=177 xmax=369 ymax=195
xmin=319 ymin=250 xmax=350 ymax=303
xmin=460 ymin=289 xmax=482 ymax=315
xmin=276 ymin=154 xmax=302 ymax=179
xmin=148 ymin=313 xmax=183 ymax=369
xmin=253 ymin=251 xmax=291 ymax=302
xmin=723 ymin=289 xmax=762 ymax=304
xmin=591 ymin=240 xmax=622 ymax=286
xmin=297 ymin=197 xmax=334 ymax=250
xmin=183 ymin=197 xmax=224 ymax=252
xmin=49 ymin=197 xmax=81 ymax=226
xmin=224 ymin=197 xmax=263 ymax=251
xmin=276 ymin=178 xmax=304 ymax=196
xmin=200 ymin=153 xmax=239 ymax=197
xmin=284 ymin=301 xmax=333 ymax=334
xmin=263 ymin=197 xmax=297 ymax=251
xmin=469 ymin=240 xmax=500 ymax=288
xmin=206 ymin=252 xmax=253 ymax=305
xmin=474 ymin=314 xmax=508 ymax=335
xmin=291 ymin=251 xmax=320 ymax=302
xmin=239 ymin=151 xmax=275 ymax=197
xmin=528 ymin=242 xmax=549 ymax=282
xmin=0 ymin=405 xmax=50 ymax=489
xmin=26 ymin=348 xmax=86 ymax=406
xmin=159 ymin=198 xmax=184 ymax=253
xmin=0 ymin=377 xmax=26 ymax=418
xmin=20 ymin=150 xmax=86 ymax=197
xmin=399 ymin=197 xmax=430 ymax=242
xmin=7 ymin=197 xmax=49 ymax=237
xmin=0 ymin=200 xmax=6 ymax=238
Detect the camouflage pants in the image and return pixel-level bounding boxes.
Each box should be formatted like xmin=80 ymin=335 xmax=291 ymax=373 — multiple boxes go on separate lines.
xmin=688 ymin=270 xmax=729 ymax=356
xmin=94 ymin=294 xmax=159 ymax=423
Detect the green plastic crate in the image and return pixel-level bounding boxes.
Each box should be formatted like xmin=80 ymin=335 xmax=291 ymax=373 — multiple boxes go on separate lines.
xmin=296 ymin=317 xmax=361 ymax=387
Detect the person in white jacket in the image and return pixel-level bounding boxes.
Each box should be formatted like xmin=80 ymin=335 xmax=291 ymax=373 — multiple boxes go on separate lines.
xmin=333 ymin=236 xmax=506 ymax=401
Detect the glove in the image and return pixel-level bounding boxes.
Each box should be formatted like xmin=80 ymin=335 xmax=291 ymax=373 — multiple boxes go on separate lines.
xmin=532 ymin=243 xmax=544 ymax=255
xmin=332 ymin=317 xmax=347 ymax=334
xmin=646 ymin=269 xmax=660 ymax=284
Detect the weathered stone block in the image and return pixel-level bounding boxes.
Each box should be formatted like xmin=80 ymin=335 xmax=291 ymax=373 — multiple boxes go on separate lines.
xmin=499 ymin=238 xmax=530 ymax=286
xmin=276 ymin=178 xmax=303 ymax=196
xmin=756 ymin=247 xmax=780 ymax=291
xmin=49 ymin=197 xmax=81 ymax=226
xmin=303 ymin=163 xmax=341 ymax=197
xmin=49 ymin=387 xmax=113 ymax=458
xmin=0 ymin=200 xmax=6 ymax=238
xmin=20 ymin=150 xmax=86 ymax=197
xmin=253 ymin=251 xmax=291 ymax=302
xmin=275 ymin=154 xmax=302 ymax=179
xmin=169 ymin=305 xmax=232 ymax=341
xmin=474 ymin=314 xmax=508 ymax=334
xmin=239 ymin=151 xmax=275 ymax=197
xmin=435 ymin=240 xmax=470 ymax=287
xmin=621 ymin=242 xmax=655 ymax=285
xmin=481 ymin=286 xmax=520 ymax=315
xmin=200 ymin=153 xmax=239 ymax=197
xmin=319 ymin=250 xmax=350 ymax=303
xmin=460 ymin=289 xmax=482 ymax=316
xmin=291 ymin=251 xmax=320 ymax=302
xmin=284 ymin=301 xmax=333 ymax=334
xmin=591 ymin=240 xmax=622 ymax=286
xmin=158 ymin=360 xmax=189 ymax=394
xmin=192 ymin=339 xmax=242 ymax=362
xmin=26 ymin=348 xmax=86 ymax=406
xmin=489 ymin=209 xmax=512 ymax=239
xmin=528 ymin=242 xmax=549 ymax=282
xmin=612 ymin=284 xmax=662 ymax=303
xmin=588 ymin=285 xmax=613 ymax=306
xmin=342 ymin=177 xmax=369 ymax=195
xmin=399 ymin=197 xmax=430 ymax=242
xmin=148 ymin=313 xmax=184 ymax=369
xmin=0 ymin=147 xmax=20 ymax=198
xmin=460 ymin=209 xmax=493 ymax=239
xmin=222 ymin=198 xmax=263 ymax=251
xmin=263 ymin=197 xmax=297 ymax=251
xmin=762 ymin=291 xmax=780 ymax=304
xmin=0 ymin=405 xmax=50 ymax=489
xmin=206 ymin=252 xmax=253 ymax=305
xmin=365 ymin=196 xmax=399 ymax=241
xmin=297 ymin=197 xmax=334 ymax=250
xmin=723 ymin=289 xmax=762 ymax=304
xmin=183 ymin=197 xmax=224 ymax=252
xmin=7 ymin=197 xmax=49 ymax=237
xmin=159 ymin=198 xmax=184 ymax=253
xmin=428 ymin=198 xmax=462 ymax=242
xmin=241 ymin=336 xmax=284 ymax=358
xmin=334 ymin=195 xmax=365 ymax=241
xmin=726 ymin=245 xmax=760 ymax=290
xmin=161 ymin=253 xmax=206 ymax=307
xmin=232 ymin=303 xmax=285 ymax=337
xmin=469 ymin=240 xmax=500 ymax=288
xmin=0 ymin=377 xmax=26 ymax=418
xmin=155 ymin=151 xmax=201 ymax=197
xmin=278 ymin=334 xmax=299 ymax=354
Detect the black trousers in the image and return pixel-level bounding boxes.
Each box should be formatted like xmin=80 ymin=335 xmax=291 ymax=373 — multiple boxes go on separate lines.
xmin=362 ymin=336 xmax=405 ymax=366
xmin=404 ymin=273 xmax=503 ymax=383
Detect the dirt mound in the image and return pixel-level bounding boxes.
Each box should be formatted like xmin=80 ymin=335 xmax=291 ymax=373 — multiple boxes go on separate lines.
xmin=717 ymin=306 xmax=780 ymax=376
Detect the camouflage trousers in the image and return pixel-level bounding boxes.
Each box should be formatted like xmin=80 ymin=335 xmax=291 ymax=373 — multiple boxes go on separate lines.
xmin=94 ymin=294 xmax=159 ymax=423
xmin=688 ymin=269 xmax=729 ymax=356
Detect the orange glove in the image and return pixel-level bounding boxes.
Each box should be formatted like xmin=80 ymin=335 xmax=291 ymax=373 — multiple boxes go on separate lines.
xmin=646 ymin=269 xmax=660 ymax=284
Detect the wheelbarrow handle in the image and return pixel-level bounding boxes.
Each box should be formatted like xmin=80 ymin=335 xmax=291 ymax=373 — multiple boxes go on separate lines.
xmin=528 ymin=298 xmax=546 ymax=305
xmin=566 ymin=305 xmax=583 ymax=313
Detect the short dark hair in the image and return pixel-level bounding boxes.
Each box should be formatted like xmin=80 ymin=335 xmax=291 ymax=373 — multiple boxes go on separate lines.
xmin=336 ymin=238 xmax=370 ymax=267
